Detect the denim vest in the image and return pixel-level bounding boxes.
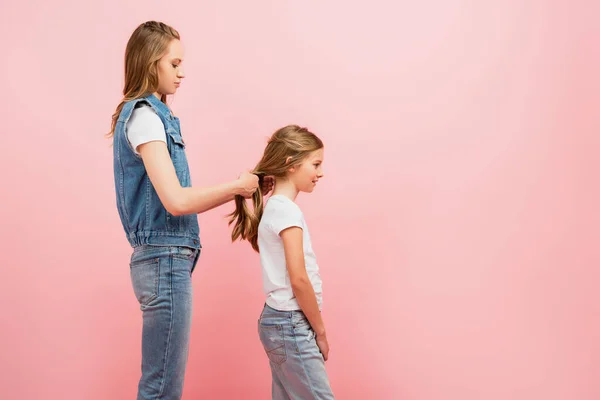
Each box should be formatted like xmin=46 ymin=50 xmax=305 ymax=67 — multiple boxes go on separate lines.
xmin=113 ymin=94 xmax=201 ymax=249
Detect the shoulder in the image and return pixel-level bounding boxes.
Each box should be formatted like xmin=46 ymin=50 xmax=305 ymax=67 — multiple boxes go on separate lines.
xmin=268 ymin=196 xmax=302 ymax=214
xmin=127 ymin=104 xmax=165 ymax=137
xmin=128 ymin=104 xmax=162 ymax=126
xmin=265 ymin=196 xmax=304 ymax=231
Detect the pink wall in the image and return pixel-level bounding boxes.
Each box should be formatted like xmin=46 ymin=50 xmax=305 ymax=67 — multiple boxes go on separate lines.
xmin=1 ymin=1 xmax=598 ymax=399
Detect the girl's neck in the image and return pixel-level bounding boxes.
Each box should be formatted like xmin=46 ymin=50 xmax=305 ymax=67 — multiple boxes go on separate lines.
xmin=272 ymin=178 xmax=298 ymax=201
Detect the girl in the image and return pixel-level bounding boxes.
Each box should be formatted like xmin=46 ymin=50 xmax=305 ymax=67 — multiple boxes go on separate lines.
xmin=229 ymin=125 xmax=335 ymax=399
xmin=108 ymin=21 xmax=270 ymax=400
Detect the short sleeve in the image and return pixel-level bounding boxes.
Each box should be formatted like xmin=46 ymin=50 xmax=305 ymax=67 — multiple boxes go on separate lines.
xmin=269 ymin=200 xmax=304 ymax=235
xmin=126 ymin=104 xmax=167 ymax=154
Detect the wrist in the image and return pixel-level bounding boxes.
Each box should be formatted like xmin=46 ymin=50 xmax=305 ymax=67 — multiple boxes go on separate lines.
xmin=315 ymin=328 xmax=326 ymax=337
xmin=230 ymin=179 xmax=243 ymax=196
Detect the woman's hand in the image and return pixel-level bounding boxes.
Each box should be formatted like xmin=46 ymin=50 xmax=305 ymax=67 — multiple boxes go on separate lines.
xmin=261 ymin=176 xmax=274 ymax=195
xmin=236 ymin=171 xmax=259 ymax=198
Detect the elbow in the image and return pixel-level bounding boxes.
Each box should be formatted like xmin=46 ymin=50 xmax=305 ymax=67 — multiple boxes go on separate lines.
xmin=291 ymin=276 xmax=310 ymax=292
xmin=165 ymin=204 xmax=180 ymax=216
xmin=165 ymin=187 xmax=188 ymax=216
xmin=165 ymin=197 xmax=187 ymax=216
xmin=167 ymin=206 xmax=183 ymax=216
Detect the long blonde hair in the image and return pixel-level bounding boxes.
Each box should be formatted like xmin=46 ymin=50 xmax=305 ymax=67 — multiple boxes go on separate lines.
xmin=107 ymin=21 xmax=180 ymax=138
xmin=229 ymin=125 xmax=324 ymax=252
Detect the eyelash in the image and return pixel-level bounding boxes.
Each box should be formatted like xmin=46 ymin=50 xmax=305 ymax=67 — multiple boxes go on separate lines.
xmin=172 ymin=64 xmax=179 ymax=68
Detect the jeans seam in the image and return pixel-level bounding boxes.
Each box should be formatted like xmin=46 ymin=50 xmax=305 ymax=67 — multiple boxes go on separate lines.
xmin=157 ymin=254 xmax=174 ymax=398
xmin=293 ymin=329 xmax=320 ymax=398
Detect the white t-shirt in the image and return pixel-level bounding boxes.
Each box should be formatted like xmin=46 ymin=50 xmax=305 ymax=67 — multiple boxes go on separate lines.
xmin=258 ymin=195 xmax=323 ymax=311
xmin=126 ymin=104 xmax=166 ymax=154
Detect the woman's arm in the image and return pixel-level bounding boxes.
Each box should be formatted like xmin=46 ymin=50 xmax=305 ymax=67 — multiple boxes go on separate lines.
xmin=138 ymin=141 xmax=258 ymax=215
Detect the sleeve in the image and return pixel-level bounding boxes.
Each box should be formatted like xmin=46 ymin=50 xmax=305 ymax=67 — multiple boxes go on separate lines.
xmin=270 ymin=201 xmax=304 ymax=235
xmin=126 ymin=105 xmax=167 ymax=154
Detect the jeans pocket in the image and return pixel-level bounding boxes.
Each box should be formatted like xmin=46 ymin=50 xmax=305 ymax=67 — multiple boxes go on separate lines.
xmin=258 ymin=323 xmax=287 ymax=365
xmin=172 ymin=247 xmax=196 ymax=261
xmin=130 ymin=258 xmax=160 ymax=306
xmin=293 ymin=317 xmax=311 ymax=329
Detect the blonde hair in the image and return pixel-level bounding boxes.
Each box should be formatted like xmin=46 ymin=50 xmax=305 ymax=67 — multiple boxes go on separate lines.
xmin=229 ymin=125 xmax=324 ymax=252
xmin=107 ymin=21 xmax=180 ymax=138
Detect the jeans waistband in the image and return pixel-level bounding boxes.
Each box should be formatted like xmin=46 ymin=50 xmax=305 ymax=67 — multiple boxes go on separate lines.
xmin=131 ymin=245 xmax=200 ymax=267
xmin=259 ymin=303 xmax=309 ymax=325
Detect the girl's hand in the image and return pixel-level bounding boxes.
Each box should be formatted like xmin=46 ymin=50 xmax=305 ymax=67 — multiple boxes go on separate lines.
xmin=316 ymin=333 xmax=330 ymax=361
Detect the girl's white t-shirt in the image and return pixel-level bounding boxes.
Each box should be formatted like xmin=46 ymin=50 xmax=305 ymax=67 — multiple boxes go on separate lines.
xmin=126 ymin=104 xmax=166 ymax=154
xmin=257 ymin=195 xmax=323 ymax=311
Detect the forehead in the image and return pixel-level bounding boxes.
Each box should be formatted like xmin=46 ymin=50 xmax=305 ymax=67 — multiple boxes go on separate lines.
xmin=164 ymin=39 xmax=184 ymax=59
xmin=306 ymin=148 xmax=324 ymax=160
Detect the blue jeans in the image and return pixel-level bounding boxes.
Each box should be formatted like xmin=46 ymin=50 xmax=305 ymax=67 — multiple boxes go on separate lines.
xmin=258 ymin=304 xmax=335 ymax=399
xmin=130 ymin=245 xmax=200 ymax=400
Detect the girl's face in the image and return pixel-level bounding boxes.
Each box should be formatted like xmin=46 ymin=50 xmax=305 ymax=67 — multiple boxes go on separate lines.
xmin=289 ymin=148 xmax=325 ymax=193
xmin=156 ymin=39 xmax=185 ymax=96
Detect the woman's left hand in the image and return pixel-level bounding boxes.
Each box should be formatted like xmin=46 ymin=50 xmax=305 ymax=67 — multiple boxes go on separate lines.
xmin=261 ymin=176 xmax=274 ymax=195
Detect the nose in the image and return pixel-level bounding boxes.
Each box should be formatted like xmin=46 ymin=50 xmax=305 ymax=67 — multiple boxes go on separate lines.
xmin=177 ymin=67 xmax=185 ymax=79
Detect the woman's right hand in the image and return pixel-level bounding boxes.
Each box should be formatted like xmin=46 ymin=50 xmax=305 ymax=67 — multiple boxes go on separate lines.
xmin=236 ymin=171 xmax=259 ymax=198
xmin=316 ymin=333 xmax=330 ymax=361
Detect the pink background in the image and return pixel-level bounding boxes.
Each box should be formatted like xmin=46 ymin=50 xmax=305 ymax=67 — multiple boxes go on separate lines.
xmin=1 ymin=1 xmax=599 ymax=399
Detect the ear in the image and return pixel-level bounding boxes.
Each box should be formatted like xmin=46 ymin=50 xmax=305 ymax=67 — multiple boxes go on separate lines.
xmin=286 ymin=156 xmax=295 ymax=173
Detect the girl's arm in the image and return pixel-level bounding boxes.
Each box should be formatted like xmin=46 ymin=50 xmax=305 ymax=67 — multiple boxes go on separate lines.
xmin=138 ymin=141 xmax=257 ymax=215
xmin=281 ymin=227 xmax=327 ymax=338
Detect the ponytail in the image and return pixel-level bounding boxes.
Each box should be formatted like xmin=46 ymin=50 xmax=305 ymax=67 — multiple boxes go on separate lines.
xmin=229 ymin=173 xmax=265 ymax=252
